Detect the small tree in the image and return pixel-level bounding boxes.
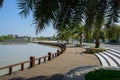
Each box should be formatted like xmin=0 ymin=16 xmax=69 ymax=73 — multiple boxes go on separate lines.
xmin=73 ymin=24 xmax=84 ymax=46
xmin=115 ymin=25 xmax=120 ymax=43
xmin=105 ymin=25 xmax=120 ymax=44
xmin=57 ymin=28 xmax=72 ymax=44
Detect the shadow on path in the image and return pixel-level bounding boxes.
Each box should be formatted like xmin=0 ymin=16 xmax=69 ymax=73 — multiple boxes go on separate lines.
xmin=9 ymin=74 xmax=64 ymax=80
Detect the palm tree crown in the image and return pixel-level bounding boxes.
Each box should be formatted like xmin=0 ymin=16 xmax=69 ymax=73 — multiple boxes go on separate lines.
xmin=18 ymin=0 xmax=120 ymax=31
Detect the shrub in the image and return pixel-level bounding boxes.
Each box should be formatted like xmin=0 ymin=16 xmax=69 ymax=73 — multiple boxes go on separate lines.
xmin=86 ymin=48 xmax=106 ymax=54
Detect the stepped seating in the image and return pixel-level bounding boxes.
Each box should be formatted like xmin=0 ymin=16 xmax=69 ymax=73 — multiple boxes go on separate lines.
xmin=95 ymin=49 xmax=120 ymax=67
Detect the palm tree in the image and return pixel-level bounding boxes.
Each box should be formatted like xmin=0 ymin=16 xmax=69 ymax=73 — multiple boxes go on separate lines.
xmin=18 ymin=0 xmax=120 ymax=48
xmin=57 ymin=28 xmax=72 ymax=44
xmin=0 ymin=0 xmax=3 ymax=8
xmin=73 ymin=24 xmax=84 ymax=46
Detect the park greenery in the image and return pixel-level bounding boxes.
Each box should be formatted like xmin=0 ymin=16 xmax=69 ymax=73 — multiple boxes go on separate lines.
xmin=0 ymin=35 xmax=15 ymax=42
xmin=0 ymin=35 xmax=56 ymax=42
xmin=0 ymin=0 xmax=120 ymax=48
xmin=85 ymin=69 xmax=120 ymax=80
xmin=17 ymin=0 xmax=120 ymax=48
xmin=38 ymin=36 xmax=56 ymax=41
xmin=105 ymin=25 xmax=120 ymax=44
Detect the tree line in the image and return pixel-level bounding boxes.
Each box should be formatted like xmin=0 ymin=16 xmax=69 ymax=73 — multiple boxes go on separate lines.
xmin=56 ymin=24 xmax=120 ymax=45
xmin=0 ymin=35 xmax=15 ymax=42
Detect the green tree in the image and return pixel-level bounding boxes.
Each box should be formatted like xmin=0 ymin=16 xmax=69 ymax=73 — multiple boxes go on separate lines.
xmin=38 ymin=36 xmax=47 ymax=40
xmin=115 ymin=26 xmax=120 ymax=43
xmin=18 ymin=0 xmax=120 ymax=48
xmin=73 ymin=24 xmax=84 ymax=46
xmin=106 ymin=25 xmax=120 ymax=43
xmin=57 ymin=27 xmax=72 ymax=44
xmin=0 ymin=35 xmax=15 ymax=42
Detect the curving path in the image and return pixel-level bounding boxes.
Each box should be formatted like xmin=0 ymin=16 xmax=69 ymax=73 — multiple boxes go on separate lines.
xmin=95 ymin=49 xmax=120 ymax=67
xmin=0 ymin=47 xmax=100 ymax=80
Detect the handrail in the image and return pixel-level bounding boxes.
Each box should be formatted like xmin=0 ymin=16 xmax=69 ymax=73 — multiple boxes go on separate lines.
xmin=0 ymin=60 xmax=30 ymax=70
xmin=0 ymin=42 xmax=66 ymax=76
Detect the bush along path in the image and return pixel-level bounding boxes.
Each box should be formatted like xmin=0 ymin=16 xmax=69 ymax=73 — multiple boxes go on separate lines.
xmin=95 ymin=49 xmax=120 ymax=67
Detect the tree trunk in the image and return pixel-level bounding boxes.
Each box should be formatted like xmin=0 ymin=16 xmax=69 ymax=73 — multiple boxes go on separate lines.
xmin=66 ymin=40 xmax=69 ymax=44
xmin=95 ymin=37 xmax=100 ymax=48
xmin=79 ymin=33 xmax=82 ymax=46
xmin=116 ymin=33 xmax=119 ymax=43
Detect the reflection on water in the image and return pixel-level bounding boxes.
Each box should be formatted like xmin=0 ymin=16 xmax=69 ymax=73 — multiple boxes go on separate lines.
xmin=0 ymin=43 xmax=58 ymax=67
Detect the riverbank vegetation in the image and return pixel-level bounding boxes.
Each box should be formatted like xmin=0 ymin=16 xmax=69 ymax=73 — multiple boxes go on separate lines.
xmin=0 ymin=35 xmax=15 ymax=42
xmin=85 ymin=69 xmax=120 ymax=80
xmin=0 ymin=35 xmax=31 ymax=42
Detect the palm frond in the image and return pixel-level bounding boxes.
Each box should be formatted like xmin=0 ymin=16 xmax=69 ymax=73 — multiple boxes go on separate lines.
xmin=0 ymin=0 xmax=3 ymax=8
xmin=17 ymin=0 xmax=35 ymax=18
xmin=105 ymin=0 xmax=120 ymax=27
xmin=33 ymin=0 xmax=59 ymax=34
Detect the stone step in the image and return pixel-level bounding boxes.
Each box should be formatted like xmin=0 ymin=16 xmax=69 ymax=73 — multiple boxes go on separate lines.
xmin=108 ymin=49 xmax=120 ymax=54
xmin=96 ymin=49 xmax=120 ymax=67
xmin=98 ymin=52 xmax=118 ymax=67
xmin=95 ymin=53 xmax=109 ymax=66
xmin=106 ymin=50 xmax=120 ymax=59
xmin=102 ymin=51 xmax=120 ymax=66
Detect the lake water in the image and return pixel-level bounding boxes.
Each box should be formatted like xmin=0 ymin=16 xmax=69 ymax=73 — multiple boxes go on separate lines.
xmin=0 ymin=43 xmax=58 ymax=68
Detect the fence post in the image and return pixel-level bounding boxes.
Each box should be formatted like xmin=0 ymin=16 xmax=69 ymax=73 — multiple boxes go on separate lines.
xmin=61 ymin=48 xmax=64 ymax=54
xmin=30 ymin=56 xmax=35 ymax=68
xmin=52 ymin=54 xmax=54 ymax=59
xmin=38 ymin=59 xmax=41 ymax=64
xmin=64 ymin=46 xmax=66 ymax=50
xmin=48 ymin=52 xmax=52 ymax=61
xmin=44 ymin=57 xmax=46 ymax=62
xmin=55 ymin=53 xmax=57 ymax=57
xmin=57 ymin=50 xmax=60 ymax=56
xmin=9 ymin=67 xmax=12 ymax=75
xmin=21 ymin=63 xmax=24 ymax=71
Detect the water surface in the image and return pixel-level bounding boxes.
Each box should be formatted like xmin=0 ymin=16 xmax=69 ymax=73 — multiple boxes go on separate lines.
xmin=0 ymin=43 xmax=58 ymax=67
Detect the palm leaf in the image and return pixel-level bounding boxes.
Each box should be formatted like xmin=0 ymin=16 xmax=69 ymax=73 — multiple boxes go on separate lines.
xmin=17 ymin=0 xmax=35 ymax=18
xmin=105 ymin=0 xmax=120 ymax=27
xmin=33 ymin=0 xmax=59 ymax=33
xmin=0 ymin=0 xmax=3 ymax=8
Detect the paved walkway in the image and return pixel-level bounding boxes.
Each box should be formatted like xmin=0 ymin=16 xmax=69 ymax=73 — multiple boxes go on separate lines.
xmin=0 ymin=47 xmax=100 ymax=80
xmin=101 ymin=44 xmax=120 ymax=51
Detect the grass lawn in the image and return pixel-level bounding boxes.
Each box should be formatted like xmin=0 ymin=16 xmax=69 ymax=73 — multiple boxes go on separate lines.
xmin=85 ymin=69 xmax=120 ymax=80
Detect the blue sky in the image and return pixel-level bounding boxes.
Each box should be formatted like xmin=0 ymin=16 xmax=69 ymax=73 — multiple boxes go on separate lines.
xmin=0 ymin=0 xmax=56 ymax=37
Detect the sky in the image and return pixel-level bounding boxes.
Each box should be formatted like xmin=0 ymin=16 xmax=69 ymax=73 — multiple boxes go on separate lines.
xmin=0 ymin=0 xmax=56 ymax=37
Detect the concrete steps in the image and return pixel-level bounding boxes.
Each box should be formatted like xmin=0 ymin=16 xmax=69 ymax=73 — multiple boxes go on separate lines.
xmin=95 ymin=49 xmax=120 ymax=67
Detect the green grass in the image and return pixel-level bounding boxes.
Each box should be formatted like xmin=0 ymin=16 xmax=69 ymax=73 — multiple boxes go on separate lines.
xmin=85 ymin=69 xmax=120 ymax=80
